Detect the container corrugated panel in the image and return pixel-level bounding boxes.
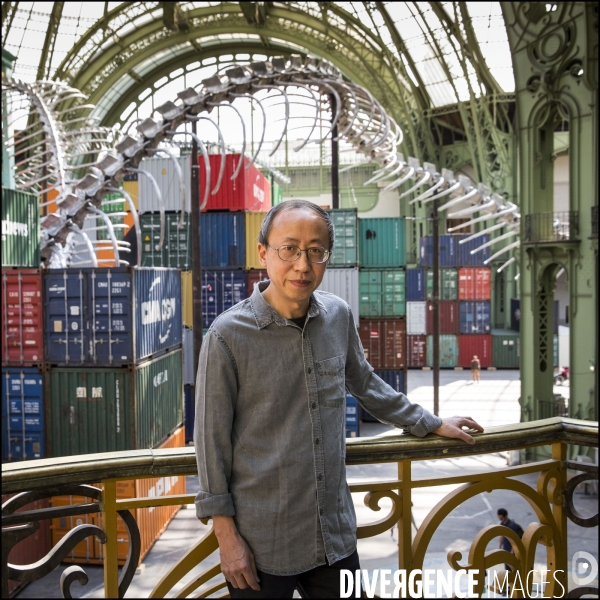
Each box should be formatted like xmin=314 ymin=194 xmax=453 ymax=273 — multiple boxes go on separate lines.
xmin=182 ymin=327 xmax=194 ymax=385
xmin=491 ymin=330 xmax=520 ymax=369
xmin=44 ymin=267 xmax=182 ymax=366
xmin=426 ymin=301 xmax=459 ymax=334
xmin=345 ymin=394 xmax=360 ymax=437
xmin=201 ymin=269 xmax=246 ymax=328
xmin=406 ymin=301 xmax=427 ymax=335
xmin=185 ymin=385 xmax=194 ymax=442
xmin=458 ymin=268 xmax=492 ymax=300
xmin=246 ymin=269 xmax=270 ymax=298
xmin=140 ymin=213 xmax=192 ymax=269
xmin=419 ymin=235 xmax=459 ymax=268
xmin=245 ymin=212 xmax=267 ymax=269
xmin=272 ymin=178 xmax=283 ymax=205
xmin=457 ymin=234 xmax=491 ymax=266
xmin=359 ymin=218 xmax=406 ymax=267
xmin=553 ymin=334 xmax=559 ymax=368
xmin=46 ymin=349 xmax=183 ymax=457
xmin=426 ymin=268 xmax=458 ymax=300
xmin=3 ymin=495 xmax=51 ymax=597
xmin=2 ymin=188 xmax=40 ymax=267
xmin=138 ymin=156 xmax=191 ymax=213
xmin=426 ymin=335 xmax=459 ymax=368
xmin=2 ymin=269 xmax=44 ymax=365
xmin=458 ymin=335 xmax=492 ymax=368
xmin=358 ymin=319 xmax=406 ymax=369
xmin=408 ymin=335 xmax=427 ymax=367
xmin=359 ymin=269 xmax=382 ymax=317
xmin=459 ymin=301 xmax=491 ymax=334
xmin=140 ymin=213 xmax=166 ymax=267
xmin=326 ymin=209 xmax=358 ymax=266
xmin=123 ymin=179 xmax=139 ymax=210
xmin=52 ymin=427 xmax=185 ymax=566
xmin=200 ymin=154 xmax=271 ymax=212
xmin=319 ymin=268 xmax=359 ymax=324
xmin=359 ymin=269 xmax=405 ymax=318
xmin=2 ymin=367 xmax=44 ymax=461
xmin=360 ymin=370 xmax=407 ymax=422
xmin=201 ymin=212 xmax=246 ymax=268
xmin=509 ymin=298 xmax=559 ymax=334
xmin=406 ymin=268 xmax=426 ymax=301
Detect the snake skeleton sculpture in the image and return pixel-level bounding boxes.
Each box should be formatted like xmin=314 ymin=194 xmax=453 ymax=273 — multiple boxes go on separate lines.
xmin=3 ymin=54 xmax=523 ymax=274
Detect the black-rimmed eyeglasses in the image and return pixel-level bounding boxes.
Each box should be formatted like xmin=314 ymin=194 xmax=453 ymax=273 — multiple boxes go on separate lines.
xmin=267 ymin=244 xmax=330 ymax=264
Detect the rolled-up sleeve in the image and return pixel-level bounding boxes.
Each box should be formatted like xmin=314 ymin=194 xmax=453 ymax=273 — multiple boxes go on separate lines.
xmin=344 ymin=307 xmax=442 ymax=437
xmin=194 ymin=329 xmax=238 ymax=518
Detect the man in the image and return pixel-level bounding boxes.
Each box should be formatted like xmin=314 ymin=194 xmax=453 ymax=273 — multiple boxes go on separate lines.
xmin=498 ymin=508 xmax=524 ymax=566
xmin=471 ymin=355 xmax=481 ymax=384
xmin=194 ymin=200 xmax=484 ymax=598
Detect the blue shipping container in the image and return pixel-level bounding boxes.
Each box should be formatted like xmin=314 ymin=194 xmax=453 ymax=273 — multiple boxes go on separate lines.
xmin=420 ymin=235 xmax=459 ymax=268
xmin=202 ymin=269 xmax=246 ymax=328
xmin=457 ymin=234 xmax=491 ymax=267
xmin=459 ymin=301 xmax=491 ymax=334
xmin=44 ymin=267 xmax=182 ymax=366
xmin=2 ymin=367 xmax=44 ymax=461
xmin=406 ymin=268 xmax=427 ymax=301
xmin=361 ymin=369 xmax=407 ymax=422
xmin=184 ymin=384 xmax=194 ymax=443
xmin=345 ymin=394 xmax=360 ymax=438
xmin=201 ymin=212 xmax=246 ymax=268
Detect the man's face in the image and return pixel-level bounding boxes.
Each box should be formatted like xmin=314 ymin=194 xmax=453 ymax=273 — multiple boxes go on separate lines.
xmin=498 ymin=513 xmax=508 ymax=524
xmin=257 ymin=207 xmax=330 ymax=316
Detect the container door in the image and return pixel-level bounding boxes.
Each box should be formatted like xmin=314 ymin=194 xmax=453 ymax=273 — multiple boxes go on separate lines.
xmin=359 ymin=270 xmax=382 ymax=317
xmin=382 ymin=269 xmax=406 ymax=316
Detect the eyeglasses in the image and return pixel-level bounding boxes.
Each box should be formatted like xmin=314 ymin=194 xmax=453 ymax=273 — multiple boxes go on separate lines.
xmin=267 ymin=244 xmax=330 ymax=264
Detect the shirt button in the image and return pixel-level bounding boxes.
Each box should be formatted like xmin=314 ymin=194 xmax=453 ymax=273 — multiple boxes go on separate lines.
xmin=315 ymin=438 xmax=320 ymax=445
xmin=307 ymin=367 xmax=312 ymax=374
xmin=311 ymin=402 xmax=316 ymax=409
xmin=318 ymin=473 xmax=323 ymax=481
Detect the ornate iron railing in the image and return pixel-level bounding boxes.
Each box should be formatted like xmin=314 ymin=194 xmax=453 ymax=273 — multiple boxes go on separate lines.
xmin=523 ymin=211 xmax=579 ymax=243
xmin=2 ymin=417 xmax=598 ymax=598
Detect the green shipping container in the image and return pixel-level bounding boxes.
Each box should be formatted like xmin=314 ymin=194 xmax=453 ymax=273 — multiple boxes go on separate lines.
xmin=491 ymin=329 xmax=520 ymax=369
xmin=426 ymin=269 xmax=458 ymax=300
xmin=140 ymin=213 xmax=192 ymax=269
xmin=359 ymin=217 xmax=406 ymax=267
xmin=326 ymin=209 xmax=358 ymax=266
xmin=272 ymin=179 xmax=283 ymax=205
xmin=46 ymin=349 xmax=183 ymax=457
xmin=2 ymin=188 xmax=40 ymax=267
xmin=426 ymin=334 xmax=459 ymax=368
xmin=359 ymin=269 xmax=406 ymax=317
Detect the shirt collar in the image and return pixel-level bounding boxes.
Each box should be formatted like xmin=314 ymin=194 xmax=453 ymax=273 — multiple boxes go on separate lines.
xmin=250 ymin=280 xmax=327 ymax=329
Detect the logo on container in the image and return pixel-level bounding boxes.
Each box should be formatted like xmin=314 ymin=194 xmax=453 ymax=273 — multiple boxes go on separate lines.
xmin=153 ymin=369 xmax=168 ymax=387
xmin=2 ymin=214 xmax=28 ymax=237
xmin=253 ymin=182 xmax=265 ymax=204
xmin=141 ymin=277 xmax=176 ymax=343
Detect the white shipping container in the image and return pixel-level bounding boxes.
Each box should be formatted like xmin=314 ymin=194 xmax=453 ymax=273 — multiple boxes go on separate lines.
xmin=139 ymin=156 xmax=192 ymax=213
xmin=318 ymin=268 xmax=359 ymax=325
xmin=406 ymin=301 xmax=427 ymax=335
xmin=183 ymin=326 xmax=194 ymax=385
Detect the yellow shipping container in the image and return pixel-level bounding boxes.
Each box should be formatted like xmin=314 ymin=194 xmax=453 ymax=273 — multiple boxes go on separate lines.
xmin=123 ymin=179 xmax=139 ymax=210
xmin=181 ymin=271 xmax=193 ymax=329
xmin=245 ymin=212 xmax=267 ymax=270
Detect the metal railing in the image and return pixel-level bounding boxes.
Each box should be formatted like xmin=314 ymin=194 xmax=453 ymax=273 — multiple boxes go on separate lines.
xmin=524 ymin=211 xmax=579 ymax=243
xmin=2 ymin=417 xmax=598 ymax=598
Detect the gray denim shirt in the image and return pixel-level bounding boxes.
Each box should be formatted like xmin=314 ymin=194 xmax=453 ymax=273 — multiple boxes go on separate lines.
xmin=194 ymin=281 xmax=442 ymax=575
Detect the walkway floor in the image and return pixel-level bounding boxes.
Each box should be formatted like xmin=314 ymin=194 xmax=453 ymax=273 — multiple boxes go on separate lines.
xmin=15 ymin=370 xmax=596 ymax=598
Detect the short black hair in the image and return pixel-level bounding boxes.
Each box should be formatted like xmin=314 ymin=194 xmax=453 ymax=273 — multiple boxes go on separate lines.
xmin=258 ymin=200 xmax=335 ymax=251
xmin=497 ymin=508 xmax=508 ymax=517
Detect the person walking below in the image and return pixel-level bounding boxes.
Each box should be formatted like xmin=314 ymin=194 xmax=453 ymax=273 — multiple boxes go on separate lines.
xmin=471 ymin=355 xmax=481 ymax=384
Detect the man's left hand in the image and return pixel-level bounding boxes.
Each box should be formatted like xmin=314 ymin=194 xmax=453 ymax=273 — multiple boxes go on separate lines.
xmin=432 ymin=416 xmax=484 ymax=445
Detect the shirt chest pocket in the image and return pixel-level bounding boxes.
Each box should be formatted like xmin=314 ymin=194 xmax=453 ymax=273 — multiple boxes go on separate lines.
xmin=315 ymin=355 xmax=345 ymax=407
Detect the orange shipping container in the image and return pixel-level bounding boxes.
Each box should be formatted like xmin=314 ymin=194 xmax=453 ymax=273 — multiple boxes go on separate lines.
xmin=458 ymin=268 xmax=491 ymax=300
xmin=51 ymin=425 xmax=186 ymax=566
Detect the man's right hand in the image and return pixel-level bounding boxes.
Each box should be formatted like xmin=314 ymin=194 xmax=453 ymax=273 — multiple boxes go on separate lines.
xmin=213 ymin=515 xmax=261 ymax=591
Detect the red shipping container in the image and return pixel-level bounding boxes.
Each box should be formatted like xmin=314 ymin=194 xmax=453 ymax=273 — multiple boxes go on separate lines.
xmin=426 ymin=301 xmax=459 ymax=335
xmin=2 ymin=269 xmax=44 ymax=366
xmin=458 ymin=334 xmax=492 ymax=368
xmin=359 ymin=319 xmax=406 ymax=369
xmin=408 ymin=335 xmax=427 ymax=368
xmin=2 ymin=495 xmax=51 ymax=597
xmin=246 ymin=269 xmax=270 ymax=298
xmin=458 ymin=268 xmax=491 ymax=300
xmin=199 ymin=154 xmax=271 ymax=212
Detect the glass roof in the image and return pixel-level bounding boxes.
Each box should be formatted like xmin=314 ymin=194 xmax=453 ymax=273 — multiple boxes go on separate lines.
xmin=2 ymin=2 xmax=514 ymax=109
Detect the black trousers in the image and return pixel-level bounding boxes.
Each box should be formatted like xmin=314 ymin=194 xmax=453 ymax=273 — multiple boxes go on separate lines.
xmin=226 ymin=549 xmax=362 ymax=598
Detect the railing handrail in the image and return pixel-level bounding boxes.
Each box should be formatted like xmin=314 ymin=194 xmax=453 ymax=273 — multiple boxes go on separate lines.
xmin=2 ymin=417 xmax=597 ymax=494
